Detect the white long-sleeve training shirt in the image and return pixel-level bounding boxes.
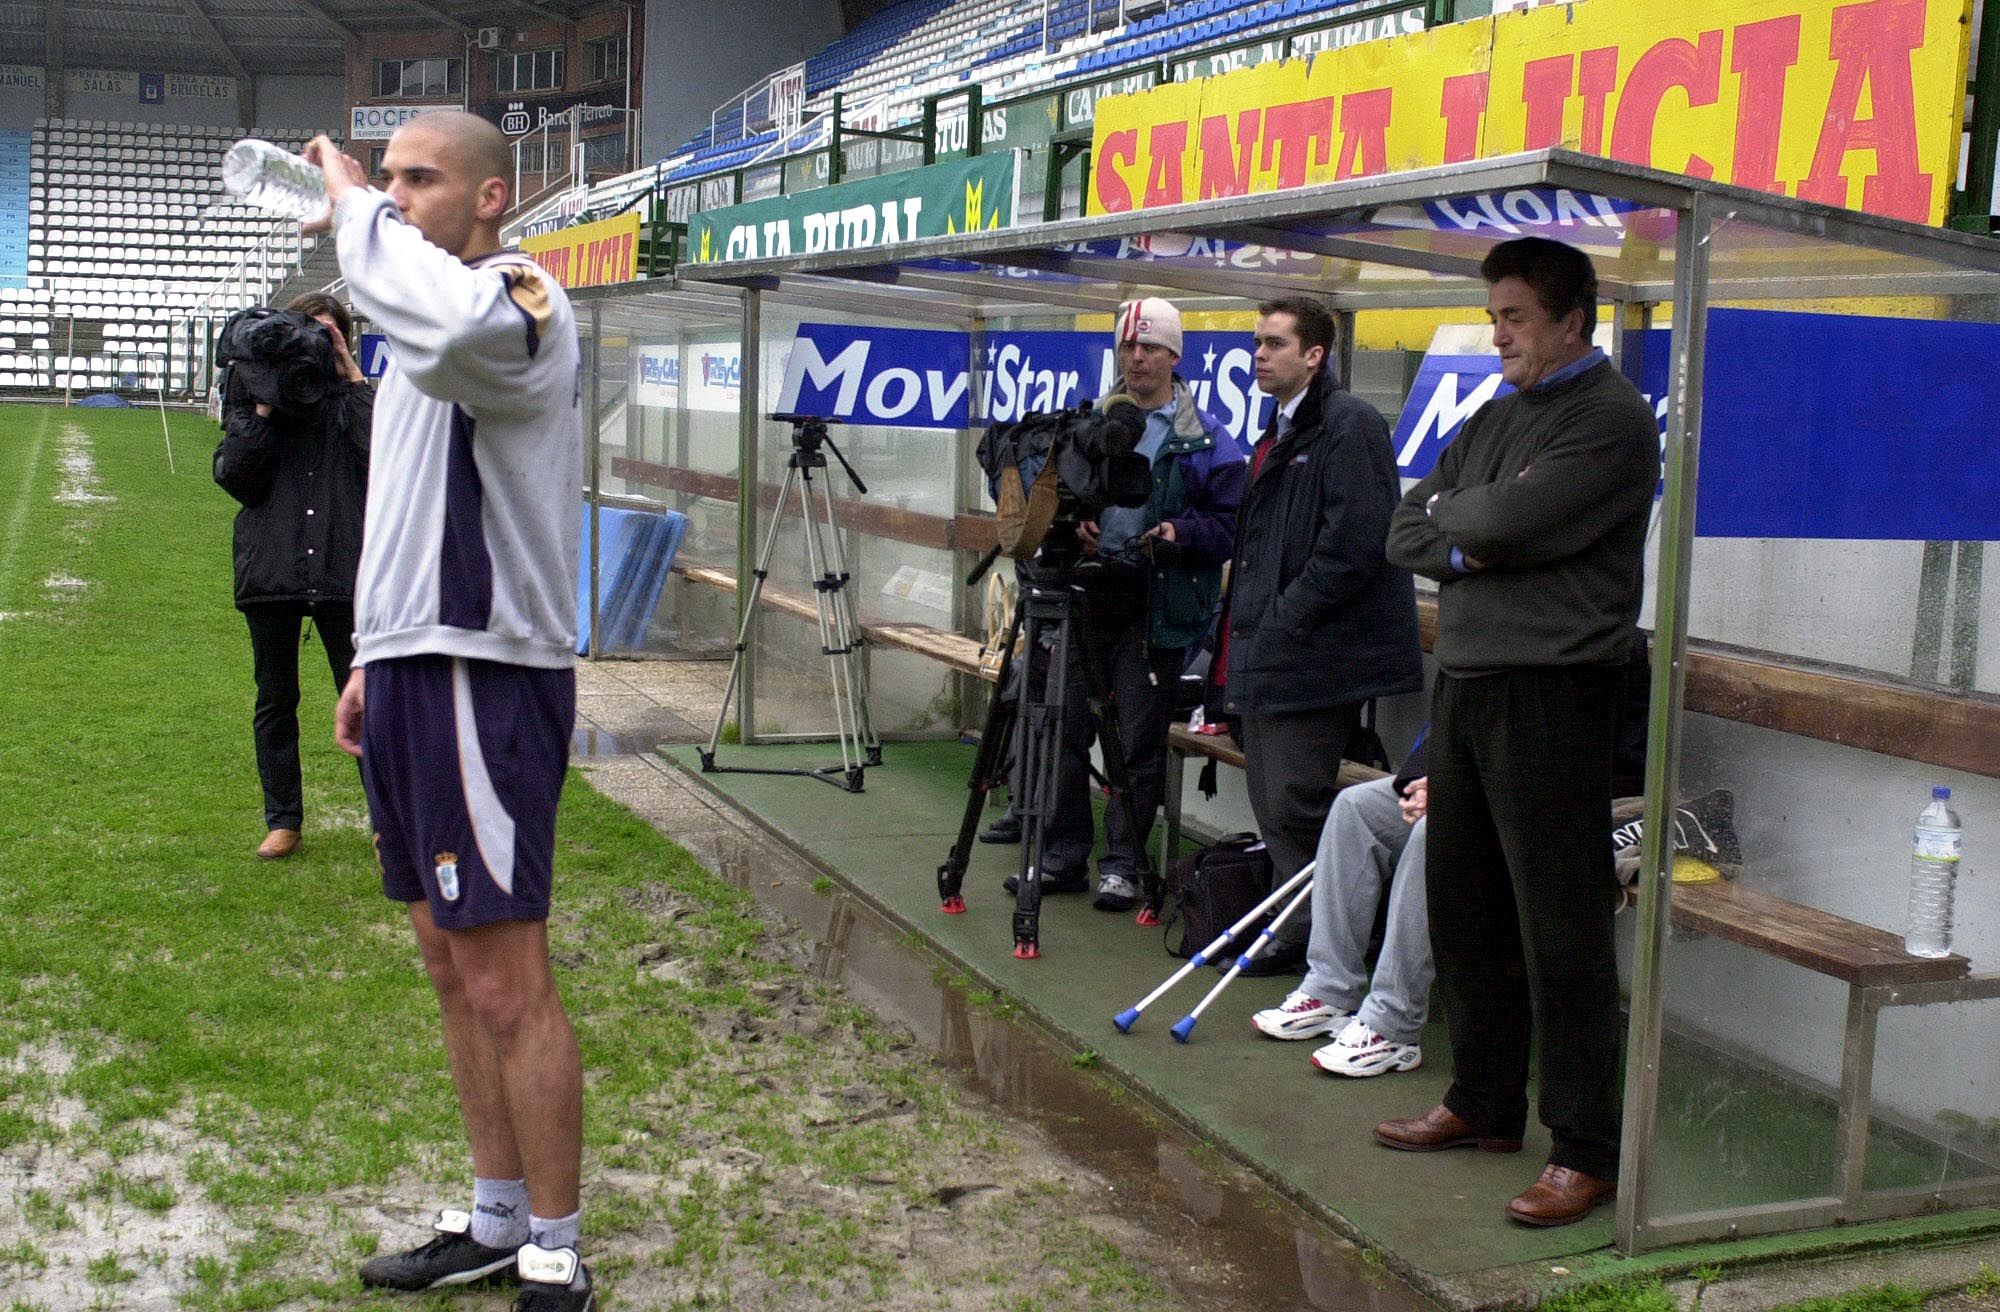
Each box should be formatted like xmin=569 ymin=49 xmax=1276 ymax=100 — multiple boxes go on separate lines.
xmin=335 ymin=188 xmax=582 ymax=670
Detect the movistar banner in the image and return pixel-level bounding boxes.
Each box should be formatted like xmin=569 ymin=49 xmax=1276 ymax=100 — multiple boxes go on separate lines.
xmin=688 ymin=153 xmax=1016 ymax=264
xmin=775 ymin=322 xmax=1282 ymax=446
xmin=1686 ymin=310 xmax=2000 ymax=540
xmin=1394 ymin=309 xmax=2000 ymax=541
xmin=781 ymin=309 xmax=2000 ymax=540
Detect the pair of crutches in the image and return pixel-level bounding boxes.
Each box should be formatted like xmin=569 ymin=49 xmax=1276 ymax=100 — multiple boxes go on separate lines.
xmin=1114 ymin=859 xmax=1316 ymax=1043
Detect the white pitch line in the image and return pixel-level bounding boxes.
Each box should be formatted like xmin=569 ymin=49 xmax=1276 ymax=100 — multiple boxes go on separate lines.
xmin=0 ymin=408 xmax=55 ymax=616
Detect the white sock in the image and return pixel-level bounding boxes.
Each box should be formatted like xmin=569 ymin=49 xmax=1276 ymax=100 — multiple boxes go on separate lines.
xmin=528 ymin=1209 xmax=581 ymax=1254
xmin=470 ymin=1177 xmax=530 ymax=1249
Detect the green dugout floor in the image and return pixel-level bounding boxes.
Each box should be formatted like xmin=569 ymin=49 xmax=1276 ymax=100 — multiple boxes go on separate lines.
xmin=662 ymin=738 xmax=2000 ymax=1303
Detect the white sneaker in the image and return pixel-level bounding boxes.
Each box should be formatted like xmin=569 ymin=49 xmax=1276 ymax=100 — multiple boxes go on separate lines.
xmin=1092 ymin=872 xmax=1141 ymax=912
xmin=1311 ymin=1018 xmax=1422 ymax=1077
xmin=1250 ymin=991 xmax=1350 ymax=1040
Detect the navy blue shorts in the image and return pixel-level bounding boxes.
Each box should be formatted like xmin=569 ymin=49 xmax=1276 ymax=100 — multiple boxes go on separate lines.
xmin=360 ymin=654 xmax=575 ymax=929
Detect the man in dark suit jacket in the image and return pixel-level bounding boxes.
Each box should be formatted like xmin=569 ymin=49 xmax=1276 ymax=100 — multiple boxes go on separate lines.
xmin=1211 ymin=296 xmax=1424 ymax=954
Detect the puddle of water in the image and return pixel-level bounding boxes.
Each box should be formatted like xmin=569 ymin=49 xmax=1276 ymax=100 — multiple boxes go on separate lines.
xmin=572 ymin=725 xmax=669 ymax=758
xmin=709 ymin=833 xmax=1440 ymax=1312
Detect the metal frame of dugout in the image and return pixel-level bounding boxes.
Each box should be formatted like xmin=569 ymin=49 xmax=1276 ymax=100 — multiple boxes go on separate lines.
xmin=642 ymin=148 xmax=2000 ymax=1255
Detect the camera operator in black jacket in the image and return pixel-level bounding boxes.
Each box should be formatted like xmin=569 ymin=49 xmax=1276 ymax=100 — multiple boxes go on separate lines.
xmin=212 ymin=292 xmax=372 ymax=860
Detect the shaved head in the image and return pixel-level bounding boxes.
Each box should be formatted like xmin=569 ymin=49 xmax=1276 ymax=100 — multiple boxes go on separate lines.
xmin=380 ymin=110 xmax=516 ymax=261
xmin=398 ymin=110 xmax=513 ymax=191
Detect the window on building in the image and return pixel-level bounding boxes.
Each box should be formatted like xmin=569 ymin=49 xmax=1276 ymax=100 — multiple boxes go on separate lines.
xmin=583 ymin=132 xmax=626 ymax=169
xmin=374 ymin=57 xmax=462 ymax=99
xmin=494 ymin=47 xmax=565 ymax=95
xmin=368 ymin=146 xmax=386 ymax=175
xmin=587 ymin=35 xmax=627 ymax=85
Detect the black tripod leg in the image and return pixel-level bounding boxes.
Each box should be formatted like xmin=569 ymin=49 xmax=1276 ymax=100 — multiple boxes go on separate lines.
xmin=936 ymin=602 xmax=1024 ymax=913
xmin=1072 ymin=601 xmax=1166 ymax=926
xmin=1008 ymin=588 xmax=1088 ymax=960
xmin=1011 ymin=597 xmax=1071 ymax=960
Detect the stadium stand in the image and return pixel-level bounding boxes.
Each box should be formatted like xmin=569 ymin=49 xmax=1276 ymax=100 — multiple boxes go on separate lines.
xmin=805 ymin=0 xmax=959 ymax=96
xmin=1072 ymin=0 xmax=1372 ymax=73
xmin=661 ymin=0 xmax=1071 ymax=163
xmin=1043 ymin=0 xmax=1124 ymax=50
xmin=829 ymin=0 xmax=1054 ymax=103
xmin=628 ymin=0 xmax=1396 ymax=199
xmin=7 ymin=118 xmax=314 ymax=396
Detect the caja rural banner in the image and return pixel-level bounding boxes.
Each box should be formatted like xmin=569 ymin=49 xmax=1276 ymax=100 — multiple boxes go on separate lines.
xmin=1090 ymin=0 xmax=1972 ymax=225
xmin=520 ymin=211 xmax=642 ymax=289
xmin=689 ymin=152 xmax=1016 ymax=264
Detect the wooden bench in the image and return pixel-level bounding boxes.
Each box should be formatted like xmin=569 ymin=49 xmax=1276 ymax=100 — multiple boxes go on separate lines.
xmin=637 ymin=475 xmax=2000 ymax=779
xmin=1162 ymin=718 xmax=1981 ymax=1218
xmin=674 ymin=561 xmax=990 ymax=679
xmin=1161 ymin=722 xmax=1388 ymax=861
xmin=1658 ymin=877 xmax=1983 ymax=1217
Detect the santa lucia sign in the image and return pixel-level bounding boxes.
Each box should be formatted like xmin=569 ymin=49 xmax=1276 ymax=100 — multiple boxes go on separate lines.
xmin=1088 ymin=0 xmax=1971 ymax=226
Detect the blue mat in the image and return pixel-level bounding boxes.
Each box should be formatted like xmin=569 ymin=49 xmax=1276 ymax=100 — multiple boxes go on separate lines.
xmin=576 ymin=506 xmax=686 ymax=654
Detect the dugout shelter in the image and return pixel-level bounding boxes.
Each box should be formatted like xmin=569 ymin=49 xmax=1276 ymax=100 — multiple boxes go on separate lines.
xmin=578 ymin=146 xmax=2000 ymax=1258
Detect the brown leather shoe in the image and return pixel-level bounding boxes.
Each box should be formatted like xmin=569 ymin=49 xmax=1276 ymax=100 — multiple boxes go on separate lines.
xmin=257 ymin=828 xmax=300 ymax=860
xmin=1374 ymin=1104 xmax=1523 ymax=1153
xmin=1507 ymin=1165 xmax=1615 ymax=1226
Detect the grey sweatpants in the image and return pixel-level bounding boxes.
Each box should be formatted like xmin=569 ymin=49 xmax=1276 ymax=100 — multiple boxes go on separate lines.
xmin=1296 ymin=774 xmax=1432 ymax=1046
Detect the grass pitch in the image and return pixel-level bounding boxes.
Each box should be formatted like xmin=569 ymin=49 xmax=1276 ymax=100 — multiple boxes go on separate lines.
xmin=0 ymin=403 xmax=1174 ymax=1312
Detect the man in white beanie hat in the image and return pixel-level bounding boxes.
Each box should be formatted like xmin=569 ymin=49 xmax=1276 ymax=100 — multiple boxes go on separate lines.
xmin=1114 ymin=296 xmax=1182 ymax=358
xmin=1005 ymin=296 xmax=1244 ymax=914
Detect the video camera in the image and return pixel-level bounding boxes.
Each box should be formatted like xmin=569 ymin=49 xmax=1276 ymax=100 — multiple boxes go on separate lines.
xmin=215 ymin=306 xmax=341 ymax=416
xmin=976 ymin=397 xmax=1152 ymax=562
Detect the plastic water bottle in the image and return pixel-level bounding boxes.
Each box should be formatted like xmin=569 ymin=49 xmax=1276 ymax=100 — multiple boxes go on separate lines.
xmin=1905 ymin=786 xmax=1962 ymax=958
xmin=219 ymin=138 xmax=327 ymax=220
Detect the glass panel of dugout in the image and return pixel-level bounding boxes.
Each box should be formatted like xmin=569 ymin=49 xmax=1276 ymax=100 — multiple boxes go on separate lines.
xmin=657 ymin=151 xmax=2000 ymax=1252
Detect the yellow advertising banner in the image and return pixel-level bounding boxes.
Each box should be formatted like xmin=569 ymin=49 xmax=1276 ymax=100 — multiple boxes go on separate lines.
xmin=1090 ymin=0 xmax=1971 ymax=225
xmin=520 ymin=211 xmax=642 ymax=289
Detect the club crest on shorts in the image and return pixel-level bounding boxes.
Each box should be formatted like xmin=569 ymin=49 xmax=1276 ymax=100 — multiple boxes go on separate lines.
xmin=434 ymin=852 xmax=461 ymax=901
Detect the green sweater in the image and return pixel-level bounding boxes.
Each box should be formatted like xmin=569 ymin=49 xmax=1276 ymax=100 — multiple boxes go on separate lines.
xmin=1387 ymin=358 xmax=1659 ymax=676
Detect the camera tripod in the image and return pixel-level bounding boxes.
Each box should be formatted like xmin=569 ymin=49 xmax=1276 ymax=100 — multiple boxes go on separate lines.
xmin=937 ymin=534 xmax=1165 ymax=959
xmin=700 ymin=415 xmax=881 ymax=792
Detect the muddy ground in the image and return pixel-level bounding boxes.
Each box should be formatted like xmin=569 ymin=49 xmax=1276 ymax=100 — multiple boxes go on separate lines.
xmin=1 ymin=656 xmax=1364 ymax=1312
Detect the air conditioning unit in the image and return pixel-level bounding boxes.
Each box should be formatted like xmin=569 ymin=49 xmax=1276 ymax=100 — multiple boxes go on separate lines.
xmin=475 ymin=26 xmax=506 ymax=50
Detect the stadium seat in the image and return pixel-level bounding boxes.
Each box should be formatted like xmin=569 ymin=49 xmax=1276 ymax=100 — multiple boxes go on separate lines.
xmin=7 ymin=118 xmax=317 ymax=395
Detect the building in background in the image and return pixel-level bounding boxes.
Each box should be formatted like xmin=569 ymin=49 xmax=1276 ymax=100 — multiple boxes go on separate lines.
xmin=343 ymin=3 xmax=642 ymax=206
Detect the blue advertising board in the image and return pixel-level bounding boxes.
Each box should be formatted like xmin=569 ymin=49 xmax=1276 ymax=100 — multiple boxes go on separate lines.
xmin=1687 ymin=309 xmax=2000 ymax=541
xmin=358 ymin=333 xmax=392 ymax=381
xmin=1393 ymin=308 xmax=2000 ymax=541
xmin=1390 ymin=343 xmax=1514 ymax=478
xmin=778 ymin=307 xmax=2000 ymax=543
xmin=775 ymin=322 xmax=1281 ymax=450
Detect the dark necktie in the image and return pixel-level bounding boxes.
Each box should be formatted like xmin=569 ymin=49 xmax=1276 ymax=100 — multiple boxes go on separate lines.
xmin=1250 ymin=406 xmax=1284 ymax=481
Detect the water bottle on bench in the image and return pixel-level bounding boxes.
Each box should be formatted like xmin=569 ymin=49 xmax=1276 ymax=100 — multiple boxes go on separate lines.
xmin=1905 ymin=785 xmax=1961 ymax=959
